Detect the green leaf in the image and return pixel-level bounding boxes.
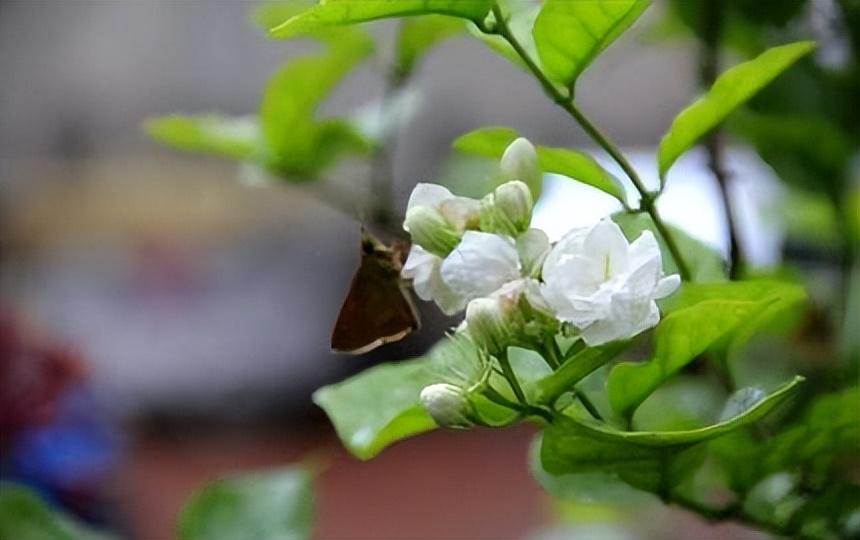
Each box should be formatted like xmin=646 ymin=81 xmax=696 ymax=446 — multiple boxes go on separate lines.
xmin=453 ymin=126 xmax=625 ymax=201
xmin=529 ymin=435 xmax=658 ymax=506
xmin=468 ymin=0 xmax=542 ymax=72
xmin=607 ymin=281 xmax=806 ymax=418
xmin=541 ymin=377 xmax=802 ymax=492
xmin=0 ymin=483 xmax=119 ymax=540
xmin=270 ymin=0 xmax=493 ymax=39
xmin=612 ymin=212 xmax=726 ymax=282
xmin=533 ymin=0 xmax=651 ymax=87
xmin=657 ymin=41 xmax=815 ymax=180
xmin=178 ymin=467 xmax=313 ymax=540
xmin=540 ymin=419 xmax=703 ymax=493
xmin=144 ymin=115 xmax=262 ymax=161
xmin=260 ymin=35 xmax=374 ymax=178
xmin=313 ymin=357 xmax=438 ymax=460
xmin=395 ymin=16 xmax=464 ymax=78
xmin=575 ymin=376 xmax=802 ymax=447
xmin=761 ymin=387 xmax=860 ymax=480
xmin=251 ymin=1 xmax=317 ymax=32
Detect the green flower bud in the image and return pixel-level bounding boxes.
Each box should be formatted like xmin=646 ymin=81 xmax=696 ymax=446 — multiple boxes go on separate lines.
xmin=494 ymin=181 xmax=533 ymax=233
xmin=500 ymin=137 xmax=541 ymax=198
xmin=479 ymin=181 xmax=534 ymax=236
xmin=465 ymin=296 xmax=513 ymax=356
xmin=419 ymin=383 xmax=474 ymax=428
xmin=404 ymin=206 xmax=461 ymax=257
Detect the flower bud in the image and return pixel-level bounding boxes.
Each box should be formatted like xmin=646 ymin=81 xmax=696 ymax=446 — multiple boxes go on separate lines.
xmin=419 ymin=383 xmax=474 ymax=428
xmin=404 ymin=206 xmax=461 ymax=257
xmin=494 ymin=181 xmax=533 ymax=233
xmin=465 ymin=296 xmax=512 ymax=356
xmin=500 ymin=137 xmax=541 ymax=198
xmin=479 ymin=181 xmax=533 ymax=236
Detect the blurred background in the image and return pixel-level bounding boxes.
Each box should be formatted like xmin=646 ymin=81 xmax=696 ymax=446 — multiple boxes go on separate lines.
xmin=1 ymin=1 xmax=856 ymax=539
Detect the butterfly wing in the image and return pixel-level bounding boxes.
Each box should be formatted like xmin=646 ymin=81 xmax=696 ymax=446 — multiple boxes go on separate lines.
xmin=330 ymin=248 xmax=420 ymax=354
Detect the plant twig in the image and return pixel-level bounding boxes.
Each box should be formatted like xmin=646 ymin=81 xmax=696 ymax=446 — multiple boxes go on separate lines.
xmin=573 ymin=389 xmax=604 ymax=421
xmin=497 ymin=349 xmax=528 ymax=405
xmin=486 ymin=4 xmax=692 ymax=281
xmin=701 ymin=0 xmax=744 ymax=279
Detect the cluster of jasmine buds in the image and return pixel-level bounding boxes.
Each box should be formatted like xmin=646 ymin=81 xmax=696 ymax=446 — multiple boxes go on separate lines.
xmin=402 ymin=137 xmax=680 ymax=426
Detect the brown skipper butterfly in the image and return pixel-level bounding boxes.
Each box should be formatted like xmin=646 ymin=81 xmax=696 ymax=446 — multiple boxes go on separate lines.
xmin=330 ymin=230 xmax=420 ymax=354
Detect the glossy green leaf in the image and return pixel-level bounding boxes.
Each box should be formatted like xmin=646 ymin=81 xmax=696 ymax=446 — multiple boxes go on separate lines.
xmin=541 ymin=377 xmax=802 ymax=491
xmin=612 ymin=212 xmax=727 ymax=282
xmin=608 ymin=281 xmax=806 ymax=418
xmin=395 ymin=16 xmax=464 ymax=78
xmin=453 ymin=126 xmax=625 ymax=201
xmin=583 ymin=376 xmax=802 ymax=447
xmin=178 ymin=467 xmax=313 ymax=540
xmin=468 ymin=0 xmax=542 ymax=72
xmin=270 ymin=0 xmax=493 ymax=39
xmin=313 ymin=357 xmax=438 ymax=460
xmin=660 ymin=279 xmax=808 ymax=349
xmin=144 ymin=115 xmax=262 ymax=161
xmin=533 ymin=0 xmax=651 ymax=87
xmin=540 ymin=419 xmax=703 ymax=493
xmin=0 ymin=483 xmax=119 ymax=540
xmin=657 ymin=41 xmax=815 ymax=180
xmin=529 ymin=435 xmax=658 ymax=506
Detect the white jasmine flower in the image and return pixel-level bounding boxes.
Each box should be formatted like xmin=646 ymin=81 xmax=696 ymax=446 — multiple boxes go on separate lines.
xmin=516 ymin=228 xmax=551 ymax=278
xmin=440 ymin=231 xmax=521 ymax=305
xmin=402 ymin=245 xmax=465 ymax=315
xmin=405 ymin=183 xmax=480 ymax=233
xmin=420 ymin=383 xmax=474 ymax=428
xmin=541 ymin=218 xmax=680 ymax=346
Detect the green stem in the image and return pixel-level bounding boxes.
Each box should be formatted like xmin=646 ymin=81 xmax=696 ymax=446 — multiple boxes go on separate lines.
xmin=536 ymin=341 xmax=628 ymax=406
xmin=497 ymin=349 xmax=528 ymax=405
xmin=573 ymin=389 xmax=604 ymax=421
xmin=483 ymin=386 xmax=554 ymax=423
xmin=488 ymin=4 xmax=692 ymax=281
xmin=543 ymin=337 xmax=563 ymax=369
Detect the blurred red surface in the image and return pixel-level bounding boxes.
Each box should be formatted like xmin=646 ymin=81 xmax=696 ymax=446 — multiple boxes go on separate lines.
xmin=115 ymin=424 xmax=548 ymax=540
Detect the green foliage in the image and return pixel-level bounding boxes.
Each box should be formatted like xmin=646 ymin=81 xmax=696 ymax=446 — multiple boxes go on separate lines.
xmin=541 ymin=377 xmax=802 ymax=494
xmin=269 ymin=0 xmax=494 ymax=39
xmin=529 ymin=435 xmax=659 ymax=506
xmin=468 ymin=0 xmax=542 ymax=71
xmin=607 ymin=281 xmax=806 ymax=418
xmin=657 ymin=41 xmax=815 ymax=181
xmin=260 ymin=34 xmax=374 ymax=177
xmin=147 ymin=30 xmax=373 ymax=180
xmin=533 ymin=0 xmax=651 ymax=88
xmin=395 ymin=16 xmax=465 ymax=78
xmin=0 ymin=483 xmax=119 ymax=540
xmin=145 ymin=115 xmax=261 ymax=161
xmin=612 ymin=212 xmax=727 ymax=282
xmin=453 ymin=126 xmax=625 ymax=201
xmin=178 ymin=467 xmax=313 ymax=540
xmin=731 ymin=111 xmax=855 ymax=195
xmin=313 ymin=357 xmax=438 ymax=460
xmin=251 ymin=1 xmax=317 ymax=33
